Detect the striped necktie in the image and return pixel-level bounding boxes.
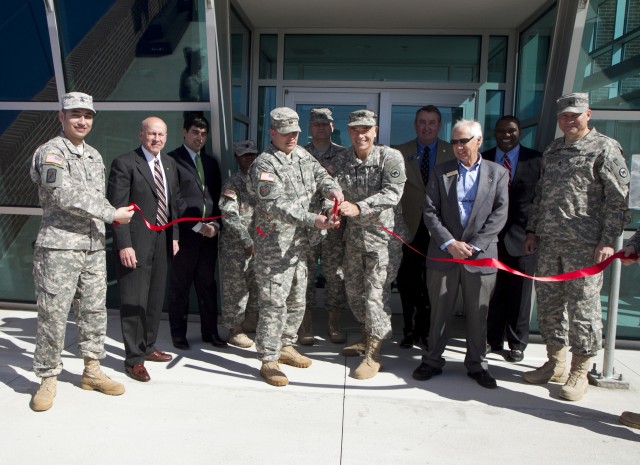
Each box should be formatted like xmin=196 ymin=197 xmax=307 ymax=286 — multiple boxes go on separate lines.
xmin=195 ymin=153 xmax=206 ymax=218
xmin=503 ymin=154 xmax=512 ymax=189
xmin=154 ymin=158 xmax=168 ymax=226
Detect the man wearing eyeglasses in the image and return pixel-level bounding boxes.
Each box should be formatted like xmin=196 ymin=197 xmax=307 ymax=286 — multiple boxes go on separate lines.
xmin=522 ymin=93 xmax=629 ymax=401
xmin=412 ymin=119 xmax=509 ymax=389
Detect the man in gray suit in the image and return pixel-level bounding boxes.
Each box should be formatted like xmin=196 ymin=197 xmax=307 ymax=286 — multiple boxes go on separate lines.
xmin=412 ymin=119 xmax=508 ymax=389
xmin=394 ymin=106 xmax=455 ymax=348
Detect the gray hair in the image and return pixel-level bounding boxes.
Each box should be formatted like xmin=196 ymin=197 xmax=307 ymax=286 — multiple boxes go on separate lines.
xmin=452 ymin=119 xmax=483 ymax=139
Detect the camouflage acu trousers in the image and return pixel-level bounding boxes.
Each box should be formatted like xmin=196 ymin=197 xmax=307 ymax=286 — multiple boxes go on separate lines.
xmin=535 ymin=238 xmax=603 ymax=355
xmin=255 ymin=258 xmax=307 ymax=361
xmin=343 ymin=239 xmax=402 ymax=340
xmin=220 ymin=247 xmax=259 ymax=328
xmin=306 ymin=227 xmax=347 ymax=312
xmin=33 ymin=247 xmax=107 ymax=378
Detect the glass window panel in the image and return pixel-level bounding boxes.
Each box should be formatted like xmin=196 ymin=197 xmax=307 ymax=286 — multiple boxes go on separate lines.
xmin=389 ymin=105 xmax=462 ymax=147
xmin=0 ymin=110 xmax=59 ymax=207
xmin=575 ymin=0 xmax=640 ymax=110
xmin=483 ymin=90 xmax=505 ymax=149
xmin=296 ymin=104 xmax=365 ymax=149
xmin=284 ymin=35 xmax=481 ymax=83
xmin=259 ymin=34 xmax=278 ymax=80
xmin=55 ymin=0 xmax=209 ymax=102
xmin=257 ymin=87 xmax=276 ymax=151
xmin=488 ymin=36 xmax=508 ymax=83
xmin=230 ymin=8 xmax=250 ymax=115
xmin=233 ymin=119 xmax=249 ymax=141
xmin=0 ymin=215 xmax=38 ymax=303
xmin=516 ymin=6 xmax=557 ymax=120
xmin=0 ymin=0 xmax=57 ymax=101
xmin=591 ymin=119 xmax=640 ymax=229
xmin=519 ymin=125 xmax=537 ymax=149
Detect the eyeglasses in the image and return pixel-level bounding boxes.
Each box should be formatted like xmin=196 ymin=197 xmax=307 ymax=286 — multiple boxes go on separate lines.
xmin=450 ymin=136 xmax=475 ymax=145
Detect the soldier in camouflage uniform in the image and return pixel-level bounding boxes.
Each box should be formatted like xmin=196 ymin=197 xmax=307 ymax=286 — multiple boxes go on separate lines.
xmin=219 ymin=140 xmax=259 ymax=348
xmin=248 ymin=107 xmax=343 ymax=386
xmin=331 ymin=109 xmax=408 ymax=380
xmin=29 ymin=92 xmax=135 ymax=411
xmin=300 ymin=107 xmax=348 ymax=345
xmin=523 ymin=93 xmax=630 ymax=401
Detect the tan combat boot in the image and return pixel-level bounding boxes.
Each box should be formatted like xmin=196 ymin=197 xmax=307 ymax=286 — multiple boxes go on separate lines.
xmin=279 ymin=345 xmax=312 ymax=368
xmin=353 ymin=337 xmax=382 ymax=380
xmin=522 ymin=345 xmax=568 ymax=384
xmin=328 ymin=310 xmax=346 ymax=344
xmin=297 ymin=309 xmax=315 ymax=346
xmin=619 ymin=411 xmax=640 ymax=430
xmin=341 ymin=326 xmax=366 ymax=357
xmin=227 ymin=325 xmax=253 ymax=348
xmin=81 ymin=358 xmax=125 ymax=395
xmin=31 ymin=376 xmax=57 ymax=412
xmin=241 ymin=313 xmax=258 ymax=333
xmin=260 ymin=361 xmax=288 ymax=386
xmin=559 ymin=353 xmax=591 ymax=401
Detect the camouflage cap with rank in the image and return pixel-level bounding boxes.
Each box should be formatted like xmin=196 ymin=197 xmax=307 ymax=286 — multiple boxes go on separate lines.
xmin=557 ymin=92 xmax=589 ymax=114
xmin=309 ymin=107 xmax=334 ymax=123
xmin=270 ymin=107 xmax=301 ymax=134
xmin=61 ymin=92 xmax=96 ymax=114
xmin=233 ymin=139 xmax=258 ymax=157
xmin=347 ymin=109 xmax=377 ymax=127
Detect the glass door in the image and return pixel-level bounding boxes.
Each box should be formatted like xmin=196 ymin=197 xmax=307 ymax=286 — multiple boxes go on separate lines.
xmin=283 ymin=88 xmax=379 ymax=148
xmin=379 ymin=90 xmax=476 ymax=145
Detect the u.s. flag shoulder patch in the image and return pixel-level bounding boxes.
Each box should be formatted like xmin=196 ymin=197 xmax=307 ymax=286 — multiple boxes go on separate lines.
xmin=44 ymin=153 xmax=64 ymax=166
xmin=223 ymin=188 xmax=237 ymax=199
xmin=259 ymin=172 xmax=275 ymax=182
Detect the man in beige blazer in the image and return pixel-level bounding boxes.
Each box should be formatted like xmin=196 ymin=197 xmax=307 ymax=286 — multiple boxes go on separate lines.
xmin=393 ymin=105 xmax=455 ymax=348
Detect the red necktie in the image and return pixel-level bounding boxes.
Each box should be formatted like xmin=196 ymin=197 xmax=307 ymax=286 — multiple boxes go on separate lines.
xmin=503 ymin=155 xmax=512 ymax=189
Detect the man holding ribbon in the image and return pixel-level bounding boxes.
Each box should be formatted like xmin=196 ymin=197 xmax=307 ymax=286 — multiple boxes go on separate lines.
xmin=523 ymin=92 xmax=630 ymax=401
xmin=29 ymin=92 xmax=134 ymax=411
xmin=167 ymin=114 xmax=225 ymax=350
xmin=248 ymin=107 xmax=343 ymax=387
xmin=108 ymin=116 xmax=183 ymax=382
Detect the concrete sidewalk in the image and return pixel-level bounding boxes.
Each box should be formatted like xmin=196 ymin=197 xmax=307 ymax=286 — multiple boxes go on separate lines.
xmin=0 ymin=305 xmax=638 ymax=465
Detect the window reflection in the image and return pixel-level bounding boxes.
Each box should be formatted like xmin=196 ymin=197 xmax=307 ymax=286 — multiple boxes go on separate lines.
xmin=55 ymin=0 xmax=209 ymax=102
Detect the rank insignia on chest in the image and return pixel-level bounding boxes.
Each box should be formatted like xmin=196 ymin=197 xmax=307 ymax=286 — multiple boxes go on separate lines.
xmin=223 ymin=188 xmax=237 ymax=199
xmin=259 ymin=172 xmax=275 ymax=182
xmin=44 ymin=153 xmax=63 ymax=166
xmin=259 ymin=184 xmax=271 ymax=197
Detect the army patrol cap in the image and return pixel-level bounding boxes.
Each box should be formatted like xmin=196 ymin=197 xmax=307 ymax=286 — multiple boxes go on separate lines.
xmin=270 ymin=107 xmax=301 ymax=134
xmin=61 ymin=92 xmax=96 ymax=114
xmin=348 ymin=109 xmax=377 ymax=127
xmin=309 ymin=107 xmax=334 ymax=123
xmin=234 ymin=139 xmax=258 ymax=157
xmin=557 ymin=92 xmax=589 ymax=114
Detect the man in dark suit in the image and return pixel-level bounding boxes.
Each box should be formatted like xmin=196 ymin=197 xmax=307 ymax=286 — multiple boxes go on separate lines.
xmin=394 ymin=105 xmax=455 ymax=348
xmin=167 ymin=114 xmax=225 ymax=349
xmin=412 ymin=119 xmax=508 ymax=389
xmin=107 ymin=116 xmax=183 ymax=382
xmin=483 ymin=116 xmax=542 ymax=363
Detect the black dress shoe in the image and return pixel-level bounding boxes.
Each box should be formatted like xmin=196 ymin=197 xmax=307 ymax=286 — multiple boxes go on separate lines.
xmin=412 ymin=362 xmax=443 ymax=381
xmin=172 ymin=338 xmax=190 ymax=350
xmin=203 ymin=333 xmax=228 ymax=347
xmin=125 ymin=364 xmax=150 ymax=382
xmin=506 ymin=349 xmax=524 ymax=362
xmin=468 ymin=369 xmax=498 ymax=389
xmin=399 ymin=332 xmax=415 ymax=348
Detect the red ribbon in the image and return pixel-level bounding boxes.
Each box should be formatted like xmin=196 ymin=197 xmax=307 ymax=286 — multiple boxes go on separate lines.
xmin=381 ymin=226 xmax=636 ymax=282
xmin=115 ymin=203 xmax=221 ymax=231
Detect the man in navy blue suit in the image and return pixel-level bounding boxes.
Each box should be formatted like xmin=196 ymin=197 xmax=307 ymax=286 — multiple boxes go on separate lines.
xmin=483 ymin=116 xmax=542 ymax=363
